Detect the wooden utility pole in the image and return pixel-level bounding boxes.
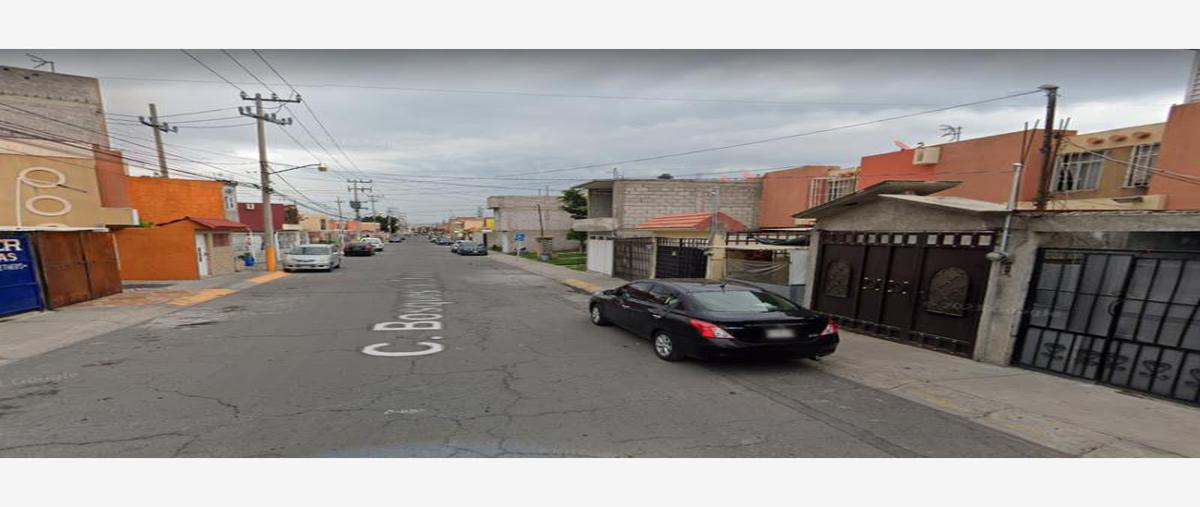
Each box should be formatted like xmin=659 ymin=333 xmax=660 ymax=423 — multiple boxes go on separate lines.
xmin=238 ymin=92 xmax=301 ymax=272
xmin=1033 ymin=85 xmax=1059 ymax=211
xmin=347 ymin=179 xmax=372 ymax=220
xmin=139 ymin=104 xmax=177 ymax=177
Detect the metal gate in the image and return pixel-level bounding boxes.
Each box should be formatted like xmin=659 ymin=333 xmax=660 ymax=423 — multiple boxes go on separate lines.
xmin=1015 ymin=248 xmax=1200 ymax=404
xmin=813 ymin=231 xmax=994 ymax=356
xmin=613 ymin=237 xmax=653 ymax=280
xmin=654 ymin=237 xmax=708 ymax=279
xmin=32 ymin=231 xmax=122 ymax=309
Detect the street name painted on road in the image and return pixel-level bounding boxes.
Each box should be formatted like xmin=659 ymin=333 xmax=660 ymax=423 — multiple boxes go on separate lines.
xmin=363 ymin=276 xmax=452 ymax=357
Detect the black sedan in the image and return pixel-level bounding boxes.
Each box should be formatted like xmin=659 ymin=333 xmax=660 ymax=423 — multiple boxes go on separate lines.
xmin=343 ymin=241 xmax=376 ymax=256
xmin=589 ymin=279 xmax=838 ymax=362
xmin=456 ymin=241 xmax=488 ymax=256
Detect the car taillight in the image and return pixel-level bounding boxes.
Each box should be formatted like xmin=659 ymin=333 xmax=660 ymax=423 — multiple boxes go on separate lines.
xmin=689 ymin=319 xmax=734 ymax=339
xmin=820 ymin=320 xmax=839 ymax=336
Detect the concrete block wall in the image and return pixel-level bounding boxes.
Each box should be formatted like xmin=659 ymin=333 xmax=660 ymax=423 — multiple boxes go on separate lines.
xmin=0 ymin=66 xmax=109 ymax=148
xmin=614 ymin=179 xmax=761 ymax=233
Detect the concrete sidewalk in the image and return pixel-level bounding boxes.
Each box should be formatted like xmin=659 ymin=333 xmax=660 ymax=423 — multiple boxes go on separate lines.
xmin=487 ymin=252 xmax=1200 ymax=457
xmin=0 ymin=270 xmax=289 ymax=368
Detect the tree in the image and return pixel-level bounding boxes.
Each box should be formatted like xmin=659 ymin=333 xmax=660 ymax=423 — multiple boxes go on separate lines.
xmin=362 ymin=214 xmax=400 ymax=234
xmin=559 ymin=188 xmax=588 ymax=247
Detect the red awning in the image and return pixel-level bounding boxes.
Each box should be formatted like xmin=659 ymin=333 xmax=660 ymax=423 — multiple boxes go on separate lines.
xmin=162 ymin=216 xmax=251 ymax=231
xmin=634 ymin=212 xmax=747 ymax=232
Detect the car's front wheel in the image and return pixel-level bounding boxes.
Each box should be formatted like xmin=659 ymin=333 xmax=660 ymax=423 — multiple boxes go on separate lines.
xmin=652 ymin=331 xmax=685 ymax=362
xmin=589 ymin=304 xmax=611 ymax=326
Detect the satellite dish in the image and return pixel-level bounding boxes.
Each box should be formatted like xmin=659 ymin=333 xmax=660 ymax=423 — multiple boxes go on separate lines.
xmin=894 ymin=140 xmax=914 ymax=150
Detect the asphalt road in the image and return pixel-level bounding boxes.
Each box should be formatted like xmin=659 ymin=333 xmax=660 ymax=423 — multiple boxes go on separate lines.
xmin=0 ymin=240 xmax=1060 ymax=457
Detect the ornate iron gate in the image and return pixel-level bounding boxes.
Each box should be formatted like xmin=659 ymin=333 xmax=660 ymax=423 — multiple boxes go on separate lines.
xmin=812 ymin=230 xmax=994 ymax=357
xmin=654 ymin=237 xmax=708 ymax=279
xmin=613 ymin=237 xmax=653 ymax=280
xmin=1015 ymin=248 xmax=1200 ymax=404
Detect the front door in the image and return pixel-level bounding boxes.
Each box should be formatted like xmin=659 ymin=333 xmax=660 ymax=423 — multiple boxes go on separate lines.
xmin=195 ymin=233 xmax=210 ymax=277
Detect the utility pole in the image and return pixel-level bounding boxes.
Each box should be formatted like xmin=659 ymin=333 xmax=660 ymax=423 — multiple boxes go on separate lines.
xmin=139 ymin=104 xmax=177 ymax=178
xmin=368 ymin=193 xmax=385 ymax=217
xmin=335 ymin=197 xmax=344 ymax=220
xmin=1033 ymin=84 xmax=1059 ymax=211
xmin=347 ymin=179 xmax=372 ymax=221
xmin=238 ymin=92 xmax=301 ymax=272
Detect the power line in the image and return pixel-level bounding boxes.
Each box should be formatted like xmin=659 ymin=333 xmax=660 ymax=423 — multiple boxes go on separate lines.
xmin=179 ymin=50 xmax=244 ymax=93
xmin=251 ymin=49 xmax=371 ymax=180
xmin=501 ymin=89 xmax=1045 ymax=177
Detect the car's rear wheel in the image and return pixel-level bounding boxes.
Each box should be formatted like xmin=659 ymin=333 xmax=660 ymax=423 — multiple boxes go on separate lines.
xmin=589 ymin=304 xmax=610 ymax=326
xmin=652 ymin=331 xmax=684 ymax=362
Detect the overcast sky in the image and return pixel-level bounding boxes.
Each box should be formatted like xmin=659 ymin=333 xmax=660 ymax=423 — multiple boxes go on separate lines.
xmin=0 ymin=49 xmax=1193 ymax=222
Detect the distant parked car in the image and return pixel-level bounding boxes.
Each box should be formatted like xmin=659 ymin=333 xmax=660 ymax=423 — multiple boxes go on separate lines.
xmin=344 ymin=242 xmax=376 ymax=256
xmin=389 ymin=236 xmax=405 ymax=243
xmin=436 ymin=238 xmax=454 ymax=246
xmin=589 ymin=279 xmax=838 ymax=362
xmin=283 ymin=244 xmax=341 ymax=272
xmin=457 ymin=241 xmax=487 ymax=256
xmin=361 ymin=237 xmax=384 ymax=252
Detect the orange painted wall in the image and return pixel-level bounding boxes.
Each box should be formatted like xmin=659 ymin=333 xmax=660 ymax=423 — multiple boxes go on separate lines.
xmin=857 ymin=130 xmax=1068 ymax=204
xmin=93 ymin=148 xmax=132 ymax=209
xmin=125 ymin=177 xmax=226 ymax=224
xmin=758 ymin=165 xmax=840 ymax=227
xmin=113 ymin=221 xmax=200 ymax=280
xmin=1150 ymin=102 xmax=1200 ymax=210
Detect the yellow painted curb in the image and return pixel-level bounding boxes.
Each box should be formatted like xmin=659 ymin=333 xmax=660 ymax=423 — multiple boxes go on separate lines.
xmin=562 ymin=278 xmax=601 ymax=293
xmin=248 ymin=271 xmax=289 ymax=284
xmin=168 ymin=288 xmax=236 ymax=306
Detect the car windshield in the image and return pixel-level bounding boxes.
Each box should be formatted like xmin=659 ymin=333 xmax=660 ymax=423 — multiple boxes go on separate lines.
xmin=461 ymin=242 xmax=478 ymax=247
xmin=688 ymin=289 xmax=800 ymax=313
xmin=289 ymin=246 xmax=330 ymax=255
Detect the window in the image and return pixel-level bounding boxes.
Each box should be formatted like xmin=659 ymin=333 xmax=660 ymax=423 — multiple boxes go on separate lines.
xmin=624 ymin=282 xmax=655 ymax=302
xmin=289 ymin=245 xmax=330 ymax=255
xmin=1052 ymin=152 xmax=1105 ymax=192
xmin=808 ymin=176 xmax=857 ymax=207
xmin=648 ymin=285 xmax=678 ymax=306
xmin=1124 ymin=143 xmax=1159 ymax=188
xmin=689 ymin=290 xmax=800 ymax=313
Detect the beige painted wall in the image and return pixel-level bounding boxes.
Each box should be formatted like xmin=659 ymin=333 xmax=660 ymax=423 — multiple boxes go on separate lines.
xmin=0 ymin=140 xmax=136 ymax=228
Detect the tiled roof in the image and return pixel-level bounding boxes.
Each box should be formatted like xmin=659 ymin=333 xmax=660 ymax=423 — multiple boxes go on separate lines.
xmin=634 ymin=212 xmax=747 ymax=231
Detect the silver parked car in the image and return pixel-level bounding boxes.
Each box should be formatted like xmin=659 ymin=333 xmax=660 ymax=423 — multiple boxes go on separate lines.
xmin=283 ymin=244 xmax=342 ymax=272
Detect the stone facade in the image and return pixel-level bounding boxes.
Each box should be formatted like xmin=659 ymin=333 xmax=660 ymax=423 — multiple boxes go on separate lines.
xmin=0 ymin=66 xmax=109 ymax=148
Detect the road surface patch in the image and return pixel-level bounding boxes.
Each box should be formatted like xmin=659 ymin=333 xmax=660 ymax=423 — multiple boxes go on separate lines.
xmin=168 ymin=289 xmax=236 ymax=306
xmin=247 ymin=272 xmax=289 ymax=284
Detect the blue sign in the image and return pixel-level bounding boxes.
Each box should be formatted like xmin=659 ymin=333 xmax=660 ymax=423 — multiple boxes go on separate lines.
xmin=0 ymin=234 xmax=43 ymax=317
xmin=514 ymin=232 xmax=525 ymax=241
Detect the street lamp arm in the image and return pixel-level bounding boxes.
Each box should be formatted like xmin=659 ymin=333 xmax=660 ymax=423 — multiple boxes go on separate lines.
xmin=269 ymin=163 xmax=328 ymax=175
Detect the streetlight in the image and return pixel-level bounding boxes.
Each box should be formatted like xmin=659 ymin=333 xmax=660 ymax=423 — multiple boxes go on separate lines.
xmin=270 ymin=163 xmax=328 ymax=175
xmin=260 ymin=162 xmax=328 ymax=272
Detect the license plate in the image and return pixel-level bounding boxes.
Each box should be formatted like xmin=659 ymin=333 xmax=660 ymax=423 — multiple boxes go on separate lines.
xmin=765 ymin=328 xmax=795 ymax=339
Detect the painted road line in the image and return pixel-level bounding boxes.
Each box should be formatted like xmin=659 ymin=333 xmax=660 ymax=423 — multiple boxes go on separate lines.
xmin=248 ymin=272 xmax=289 ymax=284
xmin=562 ymin=278 xmax=602 ymax=293
xmin=168 ymin=288 xmax=236 ymax=306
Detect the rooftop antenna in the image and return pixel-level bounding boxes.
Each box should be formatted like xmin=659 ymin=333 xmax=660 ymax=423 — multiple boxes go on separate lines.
xmin=939 ymin=124 xmax=963 ymax=142
xmin=26 ymin=53 xmax=55 ymax=73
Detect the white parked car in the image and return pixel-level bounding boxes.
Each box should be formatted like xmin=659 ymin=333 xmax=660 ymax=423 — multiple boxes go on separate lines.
xmin=283 ymin=244 xmax=341 ymax=272
xmin=361 ymin=237 xmax=384 ymax=252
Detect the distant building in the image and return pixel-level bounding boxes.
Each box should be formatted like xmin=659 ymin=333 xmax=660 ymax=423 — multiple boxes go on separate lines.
xmin=487 ymin=195 xmax=577 ymax=253
xmin=571 ymin=178 xmax=762 ymax=238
